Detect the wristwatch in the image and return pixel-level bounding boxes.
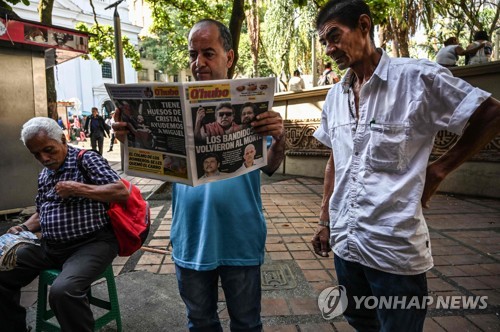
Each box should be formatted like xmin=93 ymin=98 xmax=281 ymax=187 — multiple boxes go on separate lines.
xmin=318 ymin=220 xmax=330 ymax=227
xmin=20 ymin=224 xmax=29 ymax=232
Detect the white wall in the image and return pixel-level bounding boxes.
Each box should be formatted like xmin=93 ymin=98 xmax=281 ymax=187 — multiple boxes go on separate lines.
xmin=12 ymin=0 xmax=143 ymax=115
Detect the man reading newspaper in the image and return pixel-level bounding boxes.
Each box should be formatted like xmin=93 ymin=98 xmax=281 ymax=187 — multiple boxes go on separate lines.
xmin=114 ymin=19 xmax=285 ymax=331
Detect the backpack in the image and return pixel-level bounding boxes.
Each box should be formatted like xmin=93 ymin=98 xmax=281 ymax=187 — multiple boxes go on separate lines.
xmin=318 ymin=69 xmax=332 ymax=86
xmin=77 ymin=150 xmax=151 ymax=256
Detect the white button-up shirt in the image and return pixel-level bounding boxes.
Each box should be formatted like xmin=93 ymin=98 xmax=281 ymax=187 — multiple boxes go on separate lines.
xmin=314 ymin=50 xmax=491 ymax=274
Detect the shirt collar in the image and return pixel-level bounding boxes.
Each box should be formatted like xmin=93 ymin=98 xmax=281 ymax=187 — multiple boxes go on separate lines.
xmin=341 ymin=48 xmax=389 ymax=93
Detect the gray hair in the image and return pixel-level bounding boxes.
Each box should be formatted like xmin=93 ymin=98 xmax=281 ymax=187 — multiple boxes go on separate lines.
xmin=20 ymin=117 xmax=64 ymax=145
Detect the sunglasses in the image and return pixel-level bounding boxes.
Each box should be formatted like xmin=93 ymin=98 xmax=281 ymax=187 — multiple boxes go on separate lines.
xmin=218 ymin=112 xmax=233 ymax=117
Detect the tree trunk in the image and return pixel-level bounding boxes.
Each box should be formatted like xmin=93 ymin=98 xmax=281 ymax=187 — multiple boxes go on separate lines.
xmin=246 ymin=0 xmax=259 ymax=77
xmin=228 ymin=0 xmax=245 ymax=78
xmin=39 ymin=0 xmax=56 ymax=119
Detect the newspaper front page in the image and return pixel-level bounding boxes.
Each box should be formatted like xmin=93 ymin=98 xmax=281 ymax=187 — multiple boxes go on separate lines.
xmin=105 ymin=77 xmax=275 ymax=187
xmin=0 ymin=231 xmax=39 ymax=271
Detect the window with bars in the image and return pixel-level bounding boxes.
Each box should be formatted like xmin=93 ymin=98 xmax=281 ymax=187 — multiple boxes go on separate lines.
xmin=138 ymin=69 xmax=149 ymax=81
xmin=154 ymin=70 xmax=162 ymax=81
xmin=101 ymin=61 xmax=112 ymax=79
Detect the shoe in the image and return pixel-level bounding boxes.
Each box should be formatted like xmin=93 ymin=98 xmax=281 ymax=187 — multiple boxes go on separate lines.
xmin=107 ymin=149 xmax=113 ymax=152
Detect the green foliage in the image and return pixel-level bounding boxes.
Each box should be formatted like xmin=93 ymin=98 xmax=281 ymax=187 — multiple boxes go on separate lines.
xmin=234 ymin=31 xmax=273 ymax=77
xmin=75 ymin=22 xmax=142 ymax=71
xmin=0 ymin=0 xmax=29 ymax=11
xmin=140 ymin=0 xmax=229 ymax=76
xmin=366 ymin=0 xmax=394 ymax=26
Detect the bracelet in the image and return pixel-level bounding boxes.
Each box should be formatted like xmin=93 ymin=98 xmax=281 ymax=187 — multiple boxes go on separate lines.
xmin=20 ymin=224 xmax=29 ymax=232
xmin=318 ymin=220 xmax=330 ymax=227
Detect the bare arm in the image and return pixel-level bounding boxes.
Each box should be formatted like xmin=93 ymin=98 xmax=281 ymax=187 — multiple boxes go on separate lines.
xmin=194 ymin=107 xmax=207 ymax=141
xmin=422 ymin=97 xmax=500 ymax=207
xmin=312 ymin=152 xmax=334 ymax=257
xmin=251 ymin=110 xmax=285 ymax=176
xmin=456 ymin=43 xmax=485 ymax=56
xmin=55 ymin=181 xmax=130 ymax=204
xmin=7 ymin=212 xmax=41 ymax=234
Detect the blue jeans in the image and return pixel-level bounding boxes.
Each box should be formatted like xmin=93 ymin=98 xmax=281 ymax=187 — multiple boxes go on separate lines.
xmin=334 ymin=256 xmax=428 ymax=332
xmin=175 ymin=264 xmax=262 ymax=332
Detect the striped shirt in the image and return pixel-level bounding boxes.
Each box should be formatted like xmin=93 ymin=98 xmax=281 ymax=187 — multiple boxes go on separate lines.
xmin=36 ymin=146 xmax=120 ymax=242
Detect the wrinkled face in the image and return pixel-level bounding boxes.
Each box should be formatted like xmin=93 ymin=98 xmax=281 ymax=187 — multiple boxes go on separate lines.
xmin=318 ymin=18 xmax=367 ymax=70
xmin=203 ymin=157 xmax=219 ymax=175
xmin=241 ymin=106 xmax=255 ymax=124
xmin=188 ymin=23 xmax=234 ymax=81
xmin=26 ymin=132 xmax=67 ymax=171
xmin=244 ymin=145 xmax=256 ymax=165
xmin=216 ymin=106 xmax=234 ymax=129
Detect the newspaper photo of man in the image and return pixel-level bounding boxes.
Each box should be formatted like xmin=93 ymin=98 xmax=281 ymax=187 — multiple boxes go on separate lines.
xmin=240 ymin=102 xmax=257 ymax=128
xmin=194 ymin=102 xmax=241 ymax=140
xmin=199 ymin=153 xmax=221 ymax=179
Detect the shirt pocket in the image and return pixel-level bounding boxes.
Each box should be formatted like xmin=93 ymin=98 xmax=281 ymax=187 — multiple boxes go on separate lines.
xmin=329 ymin=124 xmax=353 ymax=169
xmin=367 ymin=123 xmax=410 ymax=173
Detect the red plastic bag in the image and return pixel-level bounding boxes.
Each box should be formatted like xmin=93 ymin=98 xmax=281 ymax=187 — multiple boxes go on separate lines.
xmin=77 ymin=150 xmax=150 ymax=256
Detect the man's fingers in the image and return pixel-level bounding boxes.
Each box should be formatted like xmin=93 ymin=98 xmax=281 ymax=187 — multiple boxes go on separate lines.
xmin=320 ymin=235 xmax=331 ymax=257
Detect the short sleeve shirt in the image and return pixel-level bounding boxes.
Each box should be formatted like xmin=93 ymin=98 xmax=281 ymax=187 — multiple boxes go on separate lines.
xmin=313 ymin=50 xmax=491 ymax=274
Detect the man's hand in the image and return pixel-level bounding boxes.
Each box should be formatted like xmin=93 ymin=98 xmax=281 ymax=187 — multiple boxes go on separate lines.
xmin=55 ymin=181 xmax=83 ymax=198
xmin=7 ymin=225 xmax=24 ymax=235
xmin=196 ymin=107 xmax=206 ymax=124
xmin=311 ymin=225 xmax=331 ymax=257
xmin=251 ymin=110 xmax=284 ymax=139
xmin=111 ymin=108 xmax=129 ymax=143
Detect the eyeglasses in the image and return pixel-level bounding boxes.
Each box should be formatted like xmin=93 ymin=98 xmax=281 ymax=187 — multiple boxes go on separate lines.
xmin=218 ymin=112 xmax=233 ymax=117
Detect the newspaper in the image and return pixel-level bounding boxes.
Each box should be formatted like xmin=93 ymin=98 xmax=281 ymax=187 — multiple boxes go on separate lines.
xmin=105 ymin=77 xmax=275 ymax=187
xmin=0 ymin=231 xmax=40 ymax=271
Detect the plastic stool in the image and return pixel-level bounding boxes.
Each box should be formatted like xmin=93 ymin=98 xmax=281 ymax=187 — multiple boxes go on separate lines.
xmin=35 ymin=265 xmax=122 ymax=332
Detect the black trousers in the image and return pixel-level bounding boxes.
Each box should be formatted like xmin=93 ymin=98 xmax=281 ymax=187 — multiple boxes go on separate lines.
xmin=90 ymin=132 xmax=105 ymax=155
xmin=0 ymin=227 xmax=118 ymax=332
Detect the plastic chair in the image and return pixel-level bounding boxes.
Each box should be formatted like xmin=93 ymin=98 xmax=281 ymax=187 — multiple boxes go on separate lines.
xmin=35 ymin=265 xmax=122 ymax=332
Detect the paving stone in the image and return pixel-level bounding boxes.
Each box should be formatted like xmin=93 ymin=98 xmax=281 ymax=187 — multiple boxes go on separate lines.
xmin=423 ymin=317 xmax=446 ymax=332
xmin=433 ymin=316 xmax=482 ymax=332
xmin=465 ymin=314 xmax=500 ymax=331
xmin=298 ymin=322 xmax=335 ymax=331
xmin=289 ymin=298 xmax=320 ymax=315
xmin=261 ymin=298 xmax=291 ymax=316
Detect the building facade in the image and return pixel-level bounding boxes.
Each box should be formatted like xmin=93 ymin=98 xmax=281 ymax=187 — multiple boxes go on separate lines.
xmin=12 ymin=0 xmax=143 ymax=117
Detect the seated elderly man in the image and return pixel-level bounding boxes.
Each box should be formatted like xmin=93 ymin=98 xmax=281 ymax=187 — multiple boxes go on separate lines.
xmin=0 ymin=117 xmax=129 ymax=332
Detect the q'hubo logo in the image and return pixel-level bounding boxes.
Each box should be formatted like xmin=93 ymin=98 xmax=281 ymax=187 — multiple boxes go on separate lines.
xmin=318 ymin=285 xmax=348 ymax=319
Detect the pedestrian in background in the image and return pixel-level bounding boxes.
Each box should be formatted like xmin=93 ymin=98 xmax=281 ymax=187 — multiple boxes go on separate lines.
xmin=288 ymin=69 xmax=305 ymax=92
xmin=106 ymin=110 xmax=117 ymax=152
xmin=435 ymin=36 xmax=485 ymax=67
xmin=84 ymin=107 xmax=109 ymax=155
xmin=466 ymin=30 xmax=492 ymax=65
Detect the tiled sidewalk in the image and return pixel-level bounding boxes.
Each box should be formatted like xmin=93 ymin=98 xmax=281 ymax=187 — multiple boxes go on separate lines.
xmin=127 ymin=176 xmax=500 ymax=331
xmin=18 ymin=144 xmax=499 ymax=330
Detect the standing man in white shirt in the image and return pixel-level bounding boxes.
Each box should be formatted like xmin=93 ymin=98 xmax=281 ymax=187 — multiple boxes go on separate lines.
xmin=311 ymin=1 xmax=500 ymax=331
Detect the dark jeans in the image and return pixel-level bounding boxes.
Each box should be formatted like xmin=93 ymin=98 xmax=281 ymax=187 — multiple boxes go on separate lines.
xmin=109 ymin=133 xmax=115 ymax=150
xmin=175 ymin=264 xmax=262 ymax=332
xmin=0 ymin=227 xmax=118 ymax=332
xmin=334 ymin=255 xmax=428 ymax=332
xmin=90 ymin=132 xmax=104 ymax=155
